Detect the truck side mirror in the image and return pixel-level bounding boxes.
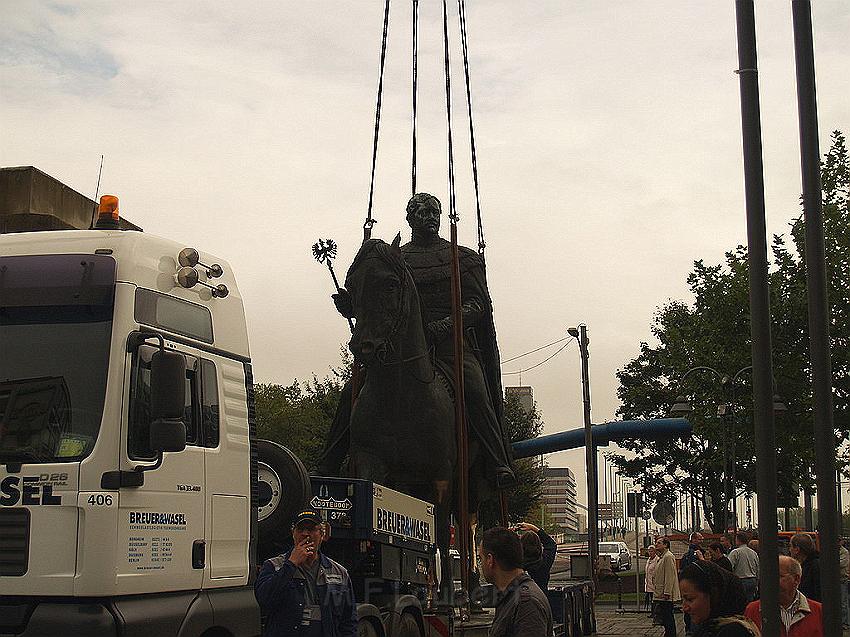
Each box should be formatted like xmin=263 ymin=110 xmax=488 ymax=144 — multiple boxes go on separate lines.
xmin=149 ymin=350 xmax=187 ymax=453
xmin=150 ymin=418 xmax=186 ymax=453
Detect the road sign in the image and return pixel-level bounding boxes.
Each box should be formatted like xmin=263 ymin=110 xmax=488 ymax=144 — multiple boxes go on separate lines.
xmin=652 ymin=502 xmax=674 ymax=526
xmin=598 ymin=503 xmax=613 ymax=521
xmin=613 ymin=501 xmax=624 ymax=518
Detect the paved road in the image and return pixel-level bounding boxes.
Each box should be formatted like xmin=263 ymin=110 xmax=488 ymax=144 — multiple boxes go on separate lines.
xmin=593 ymin=606 xmax=682 ymax=636
xmin=594 ymin=605 xmax=850 ymax=636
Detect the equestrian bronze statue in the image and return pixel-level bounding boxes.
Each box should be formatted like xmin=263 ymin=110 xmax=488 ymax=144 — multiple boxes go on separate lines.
xmin=319 ymin=193 xmax=514 ymax=501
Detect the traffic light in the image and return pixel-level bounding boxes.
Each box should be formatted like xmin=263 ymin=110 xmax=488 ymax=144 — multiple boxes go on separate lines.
xmin=627 ymin=492 xmax=643 ymax=518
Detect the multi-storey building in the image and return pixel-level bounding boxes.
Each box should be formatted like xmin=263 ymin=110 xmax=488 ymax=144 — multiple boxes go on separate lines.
xmin=542 ymin=467 xmax=579 ymax=531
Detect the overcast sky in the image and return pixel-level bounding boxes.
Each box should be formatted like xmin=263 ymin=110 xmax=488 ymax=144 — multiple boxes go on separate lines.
xmin=2 ymin=1 xmax=848 ymax=509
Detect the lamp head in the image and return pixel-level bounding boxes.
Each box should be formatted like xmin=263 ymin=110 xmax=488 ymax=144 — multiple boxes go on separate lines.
xmin=669 ymin=396 xmax=693 ymax=416
xmin=773 ymin=395 xmax=788 ymax=415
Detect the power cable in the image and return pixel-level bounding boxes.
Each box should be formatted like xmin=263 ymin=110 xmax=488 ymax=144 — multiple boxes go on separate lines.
xmin=501 ymin=337 xmax=570 ymax=365
xmin=501 ymin=340 xmax=574 ymax=376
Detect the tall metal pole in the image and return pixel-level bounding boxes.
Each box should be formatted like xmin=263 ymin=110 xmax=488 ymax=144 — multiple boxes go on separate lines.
xmin=449 ymin=222 xmax=471 ymax=604
xmin=803 ymin=485 xmax=814 ymax=531
xmin=734 ymin=3 xmax=780 ymax=635
xmin=602 ymin=456 xmax=609 ymax=538
xmin=792 ymin=2 xmax=841 ymax=630
xmin=634 ymin=495 xmax=640 ymax=611
xmin=728 ymin=374 xmax=736 ymax=533
xmin=577 ymin=325 xmax=599 ymax=602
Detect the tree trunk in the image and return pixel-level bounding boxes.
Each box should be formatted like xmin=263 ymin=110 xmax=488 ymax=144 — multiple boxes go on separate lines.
xmin=702 ymin=485 xmax=726 ymax=533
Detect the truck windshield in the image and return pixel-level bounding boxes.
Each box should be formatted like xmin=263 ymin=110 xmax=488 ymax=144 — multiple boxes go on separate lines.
xmin=0 ymin=254 xmax=116 ymax=463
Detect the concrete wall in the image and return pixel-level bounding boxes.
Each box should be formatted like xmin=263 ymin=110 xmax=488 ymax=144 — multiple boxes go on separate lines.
xmin=1 ymin=166 xmax=141 ymax=233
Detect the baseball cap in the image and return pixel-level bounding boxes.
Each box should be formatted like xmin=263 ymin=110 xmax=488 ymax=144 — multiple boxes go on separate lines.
xmin=292 ymin=508 xmax=322 ymax=527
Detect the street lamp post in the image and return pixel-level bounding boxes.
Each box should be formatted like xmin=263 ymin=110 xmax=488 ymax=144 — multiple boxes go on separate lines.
xmin=569 ymin=324 xmax=598 ymax=609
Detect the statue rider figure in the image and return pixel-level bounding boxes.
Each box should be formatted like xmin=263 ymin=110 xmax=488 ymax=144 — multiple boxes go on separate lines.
xmin=319 ymin=193 xmax=515 ymax=489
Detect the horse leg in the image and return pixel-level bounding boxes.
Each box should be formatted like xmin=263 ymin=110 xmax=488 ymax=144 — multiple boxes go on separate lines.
xmin=348 ymin=448 xmax=388 ymax=484
xmin=430 ymin=480 xmax=454 ymax=607
xmin=467 ymin=511 xmax=487 ymax=608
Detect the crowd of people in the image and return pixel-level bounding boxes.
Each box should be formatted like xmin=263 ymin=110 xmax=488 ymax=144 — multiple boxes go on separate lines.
xmin=642 ymin=529 xmax=849 ymax=636
xmin=254 ymin=511 xmax=849 ymax=637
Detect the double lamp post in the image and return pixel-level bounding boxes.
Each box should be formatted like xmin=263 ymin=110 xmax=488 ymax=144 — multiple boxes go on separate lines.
xmin=670 ymin=366 xmax=787 ymax=534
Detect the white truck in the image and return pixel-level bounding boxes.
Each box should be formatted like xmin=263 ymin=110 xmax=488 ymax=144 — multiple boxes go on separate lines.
xmin=0 ymin=167 xmax=594 ymax=637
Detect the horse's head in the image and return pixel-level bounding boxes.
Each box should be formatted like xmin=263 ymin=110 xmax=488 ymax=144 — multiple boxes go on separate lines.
xmin=343 ymin=235 xmax=413 ymax=366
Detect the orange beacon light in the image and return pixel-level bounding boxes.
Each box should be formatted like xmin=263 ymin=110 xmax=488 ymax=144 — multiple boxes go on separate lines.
xmin=95 ymin=195 xmax=120 ymax=229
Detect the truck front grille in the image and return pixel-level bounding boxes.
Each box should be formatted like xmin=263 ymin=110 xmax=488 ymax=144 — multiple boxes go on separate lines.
xmin=0 ymin=508 xmax=30 ymax=576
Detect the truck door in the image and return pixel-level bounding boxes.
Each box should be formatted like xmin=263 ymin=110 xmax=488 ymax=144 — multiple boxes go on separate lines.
xmin=201 ymin=357 xmax=251 ymax=586
xmin=117 ymin=343 xmax=206 ymax=594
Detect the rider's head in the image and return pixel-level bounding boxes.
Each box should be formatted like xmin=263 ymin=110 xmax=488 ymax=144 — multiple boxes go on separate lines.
xmin=406 ymin=193 xmax=442 ymax=241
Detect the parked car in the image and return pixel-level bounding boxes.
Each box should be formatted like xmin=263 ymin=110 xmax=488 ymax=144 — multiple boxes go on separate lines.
xmin=598 ymin=542 xmax=632 ymax=571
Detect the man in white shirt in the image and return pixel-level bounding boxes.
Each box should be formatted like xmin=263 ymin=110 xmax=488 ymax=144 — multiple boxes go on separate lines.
xmin=728 ymin=531 xmax=759 ymax=602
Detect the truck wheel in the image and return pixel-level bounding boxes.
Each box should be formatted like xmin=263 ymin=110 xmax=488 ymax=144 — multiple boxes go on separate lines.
xmin=358 ymin=618 xmax=381 ymax=637
xmin=257 ymin=440 xmax=311 ymax=559
xmin=396 ymin=613 xmax=422 ymax=637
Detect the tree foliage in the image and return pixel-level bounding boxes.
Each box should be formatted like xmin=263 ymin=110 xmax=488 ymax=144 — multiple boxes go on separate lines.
xmin=610 ymin=131 xmax=850 ymax=532
xmin=255 ymin=347 xmax=351 ymax=472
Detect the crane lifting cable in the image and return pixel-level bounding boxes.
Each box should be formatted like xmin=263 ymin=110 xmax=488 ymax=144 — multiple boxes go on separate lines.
xmin=356 ymin=0 xmax=496 ymax=604
xmin=363 ymin=0 xmax=391 ymax=243
xmin=411 ymin=0 xmax=419 ymax=196
xmin=363 ymin=0 xmax=486 ymax=254
xmin=456 ymin=0 xmax=486 ymax=254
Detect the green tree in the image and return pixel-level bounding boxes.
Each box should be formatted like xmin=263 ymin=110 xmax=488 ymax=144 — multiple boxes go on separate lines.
xmin=255 ymin=347 xmax=350 ymax=471
xmin=611 ymin=131 xmax=850 ymax=532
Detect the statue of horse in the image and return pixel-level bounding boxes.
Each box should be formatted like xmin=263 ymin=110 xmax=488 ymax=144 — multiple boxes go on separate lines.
xmin=339 ymin=236 xmax=481 ymax=597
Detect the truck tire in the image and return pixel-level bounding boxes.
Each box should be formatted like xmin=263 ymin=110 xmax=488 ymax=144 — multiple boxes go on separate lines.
xmin=358 ymin=618 xmax=381 ymax=637
xmin=395 ymin=613 xmax=422 ymax=637
xmin=257 ymin=440 xmax=311 ymax=560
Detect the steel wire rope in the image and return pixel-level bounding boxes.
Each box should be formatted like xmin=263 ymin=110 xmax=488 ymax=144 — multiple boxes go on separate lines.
xmin=364 ymin=0 xmax=392 ymax=243
xmin=500 ymin=336 xmax=570 ymax=365
xmin=441 ymin=0 xmax=458 ymax=222
xmin=456 ymin=0 xmax=485 ymax=254
xmin=411 ymin=0 xmax=419 ymax=195
xmin=501 ymin=339 xmax=574 ymax=376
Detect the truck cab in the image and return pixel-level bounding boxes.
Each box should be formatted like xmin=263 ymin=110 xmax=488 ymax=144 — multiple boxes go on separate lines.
xmin=1 ymin=225 xmax=261 ymax=636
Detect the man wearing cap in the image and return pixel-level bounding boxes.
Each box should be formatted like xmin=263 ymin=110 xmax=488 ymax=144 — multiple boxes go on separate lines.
xmin=255 ymin=509 xmax=357 ymax=637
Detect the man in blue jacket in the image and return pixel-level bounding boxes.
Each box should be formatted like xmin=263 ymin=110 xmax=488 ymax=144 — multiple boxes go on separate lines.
xmin=255 ymin=508 xmax=357 ymax=637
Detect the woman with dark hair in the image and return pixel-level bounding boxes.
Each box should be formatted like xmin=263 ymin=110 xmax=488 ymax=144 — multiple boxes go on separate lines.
xmin=679 ymin=561 xmax=761 ymax=636
xmin=513 ymin=522 xmax=557 ymax=592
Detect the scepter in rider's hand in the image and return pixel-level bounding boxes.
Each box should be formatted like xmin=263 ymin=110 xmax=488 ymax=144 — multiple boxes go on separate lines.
xmin=312 ymin=239 xmax=354 ymax=333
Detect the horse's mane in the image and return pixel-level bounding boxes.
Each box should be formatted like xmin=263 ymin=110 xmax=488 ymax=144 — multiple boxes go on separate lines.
xmin=346 ymin=238 xmax=427 ymax=331
xmin=346 ymin=238 xmax=407 ymax=282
